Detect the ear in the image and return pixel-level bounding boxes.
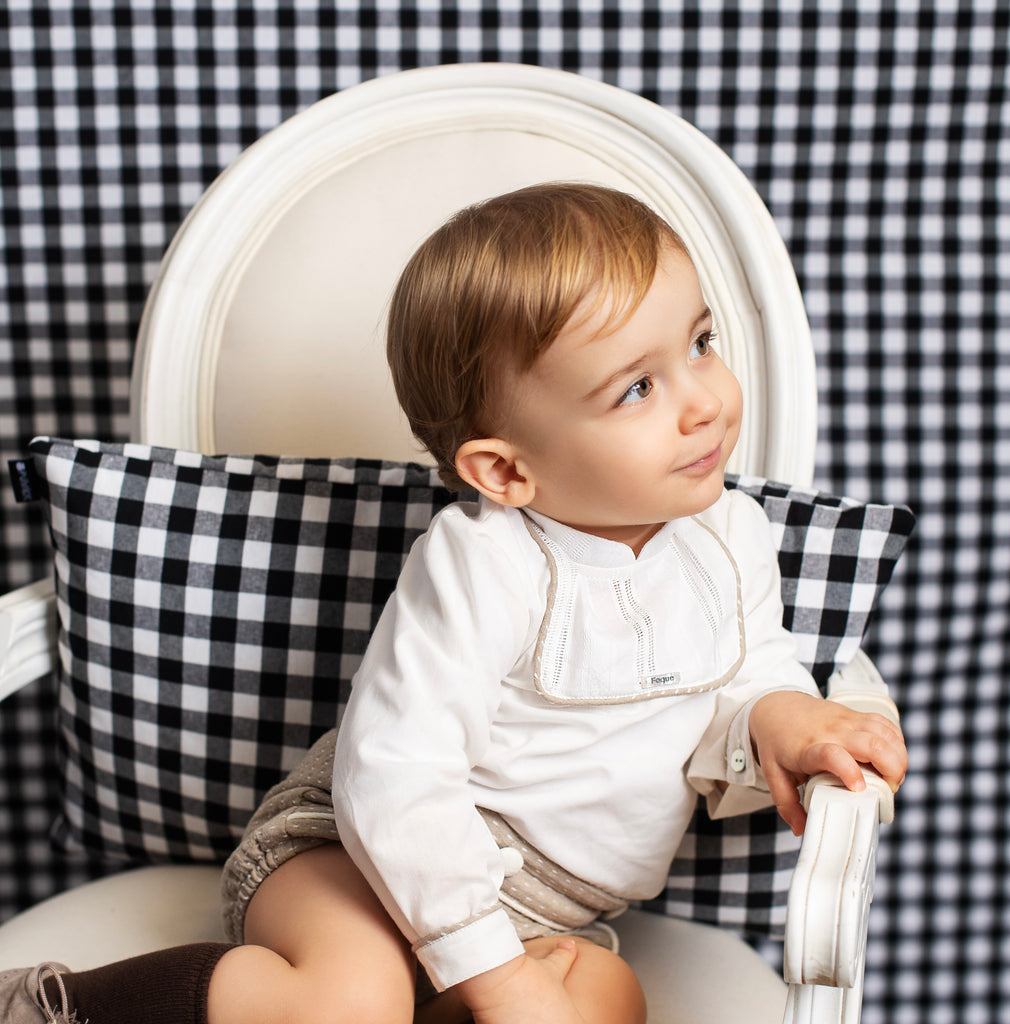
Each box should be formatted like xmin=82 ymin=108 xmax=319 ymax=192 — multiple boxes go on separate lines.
xmin=455 ymin=438 xmax=536 ymax=508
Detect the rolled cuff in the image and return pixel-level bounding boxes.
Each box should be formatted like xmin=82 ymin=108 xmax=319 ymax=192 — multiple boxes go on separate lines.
xmin=688 ymin=688 xmax=815 ymax=819
xmin=413 ymin=905 xmax=525 ymax=992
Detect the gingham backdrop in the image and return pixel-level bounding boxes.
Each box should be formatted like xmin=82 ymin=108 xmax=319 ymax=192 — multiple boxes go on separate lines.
xmin=0 ymin=3 xmax=1006 ymax=1022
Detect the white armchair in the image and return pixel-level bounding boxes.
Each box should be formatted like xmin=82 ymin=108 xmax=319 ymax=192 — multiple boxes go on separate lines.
xmin=0 ymin=64 xmax=899 ymax=1023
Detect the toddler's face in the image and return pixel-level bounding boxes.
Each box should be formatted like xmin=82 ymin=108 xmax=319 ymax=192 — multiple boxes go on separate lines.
xmin=505 ymin=248 xmax=742 ymax=554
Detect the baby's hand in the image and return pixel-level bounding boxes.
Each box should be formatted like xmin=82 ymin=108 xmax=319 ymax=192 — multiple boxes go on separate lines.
xmin=456 ymin=943 xmax=587 ymax=1024
xmin=748 ymin=691 xmax=908 ymax=836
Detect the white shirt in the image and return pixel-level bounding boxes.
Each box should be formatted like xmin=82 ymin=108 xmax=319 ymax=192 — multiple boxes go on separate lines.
xmin=332 ymin=489 xmax=818 ymax=990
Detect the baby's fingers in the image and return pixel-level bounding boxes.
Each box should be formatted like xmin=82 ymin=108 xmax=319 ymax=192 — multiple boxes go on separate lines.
xmin=841 ymin=716 xmax=908 ymax=791
xmin=763 ymin=762 xmax=808 ymax=836
xmin=864 ymin=740 xmax=907 ymax=791
xmin=540 ymin=941 xmax=579 ymax=983
xmin=798 ymin=742 xmax=868 ymax=795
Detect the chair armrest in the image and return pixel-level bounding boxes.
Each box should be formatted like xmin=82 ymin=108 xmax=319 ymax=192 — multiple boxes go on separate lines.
xmin=780 ymin=650 xmax=900 ymax=1024
xmin=785 ymin=778 xmax=881 ymax=989
xmin=781 ymin=779 xmax=880 ymax=1024
xmin=0 ymin=577 xmax=58 ymax=702
xmin=826 ymin=648 xmax=900 ymax=724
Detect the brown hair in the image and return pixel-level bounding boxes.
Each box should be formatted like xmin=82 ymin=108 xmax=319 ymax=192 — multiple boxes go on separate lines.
xmin=387 ymin=182 xmax=687 ymax=490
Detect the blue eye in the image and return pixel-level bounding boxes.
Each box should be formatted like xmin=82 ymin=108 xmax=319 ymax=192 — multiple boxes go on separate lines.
xmin=620 ymin=377 xmax=653 ymax=405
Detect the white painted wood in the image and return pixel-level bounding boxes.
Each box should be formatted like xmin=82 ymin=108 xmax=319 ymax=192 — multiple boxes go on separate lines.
xmin=0 ymin=578 xmax=57 ymax=699
xmin=777 ymin=651 xmax=902 ymax=1023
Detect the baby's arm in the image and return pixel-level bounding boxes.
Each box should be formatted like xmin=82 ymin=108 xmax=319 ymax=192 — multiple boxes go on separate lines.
xmin=747 ymin=690 xmax=908 ymax=835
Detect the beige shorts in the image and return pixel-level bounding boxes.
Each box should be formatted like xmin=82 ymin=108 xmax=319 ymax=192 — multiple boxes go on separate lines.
xmin=221 ymin=727 xmax=628 ymax=979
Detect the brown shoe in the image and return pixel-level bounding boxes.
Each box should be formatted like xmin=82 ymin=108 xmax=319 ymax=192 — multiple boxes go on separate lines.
xmin=0 ymin=963 xmax=77 ymax=1023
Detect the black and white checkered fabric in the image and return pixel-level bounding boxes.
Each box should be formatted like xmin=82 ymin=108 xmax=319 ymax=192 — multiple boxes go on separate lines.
xmin=34 ymin=440 xmax=456 ymax=861
xmin=728 ymin=476 xmax=915 ymax=691
xmin=27 ymin=437 xmax=912 ymax=941
xmin=2 ymin=5 xmax=1007 ymax=1021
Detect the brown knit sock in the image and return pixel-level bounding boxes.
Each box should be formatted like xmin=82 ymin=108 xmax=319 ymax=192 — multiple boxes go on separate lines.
xmin=44 ymin=942 xmax=236 ymax=1024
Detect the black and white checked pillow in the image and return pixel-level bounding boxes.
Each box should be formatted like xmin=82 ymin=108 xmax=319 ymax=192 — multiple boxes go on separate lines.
xmin=26 ymin=437 xmax=914 ymax=938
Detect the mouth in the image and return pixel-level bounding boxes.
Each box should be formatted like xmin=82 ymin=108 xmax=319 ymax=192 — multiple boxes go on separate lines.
xmin=678 ymin=444 xmax=723 ymax=475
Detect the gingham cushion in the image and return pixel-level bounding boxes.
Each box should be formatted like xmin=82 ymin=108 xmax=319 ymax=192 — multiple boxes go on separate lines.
xmin=28 ymin=437 xmax=914 ymax=937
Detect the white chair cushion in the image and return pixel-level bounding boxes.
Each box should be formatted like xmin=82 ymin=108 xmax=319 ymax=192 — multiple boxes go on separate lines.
xmin=0 ymin=865 xmax=225 ymax=968
xmin=0 ymin=864 xmax=785 ymax=1023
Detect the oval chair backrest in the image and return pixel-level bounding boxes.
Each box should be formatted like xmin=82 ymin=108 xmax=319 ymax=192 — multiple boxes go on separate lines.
xmin=132 ymin=63 xmax=816 ymax=486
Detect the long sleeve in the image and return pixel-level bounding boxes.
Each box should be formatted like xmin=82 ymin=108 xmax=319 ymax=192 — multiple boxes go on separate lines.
xmin=331 ymin=502 xmax=536 ymax=991
xmin=687 ymin=489 xmax=820 ymax=817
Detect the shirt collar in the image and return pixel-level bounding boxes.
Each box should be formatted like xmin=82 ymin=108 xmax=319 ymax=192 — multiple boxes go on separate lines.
xmin=521 ymin=507 xmax=680 ymax=568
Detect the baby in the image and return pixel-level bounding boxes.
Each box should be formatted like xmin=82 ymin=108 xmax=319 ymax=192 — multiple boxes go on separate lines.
xmin=5 ymin=183 xmax=907 ymax=1024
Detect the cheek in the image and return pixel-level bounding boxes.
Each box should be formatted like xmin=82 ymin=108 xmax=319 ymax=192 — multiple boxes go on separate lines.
xmin=725 ymin=369 xmax=744 ymax=419
xmin=720 ymin=373 xmax=744 ymax=443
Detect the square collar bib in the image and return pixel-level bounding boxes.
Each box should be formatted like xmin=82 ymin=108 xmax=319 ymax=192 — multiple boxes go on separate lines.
xmin=522 ymin=504 xmax=745 ymax=705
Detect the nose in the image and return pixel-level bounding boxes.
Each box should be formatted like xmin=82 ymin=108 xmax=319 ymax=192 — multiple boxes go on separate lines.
xmin=677 ymin=373 xmax=723 ymax=433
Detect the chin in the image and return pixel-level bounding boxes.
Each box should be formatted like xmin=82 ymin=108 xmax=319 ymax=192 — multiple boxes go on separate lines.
xmin=684 ymin=474 xmax=727 ymax=516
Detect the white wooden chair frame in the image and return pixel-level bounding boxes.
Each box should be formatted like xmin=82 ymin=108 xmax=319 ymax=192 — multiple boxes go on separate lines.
xmin=0 ymin=65 xmax=896 ymax=1024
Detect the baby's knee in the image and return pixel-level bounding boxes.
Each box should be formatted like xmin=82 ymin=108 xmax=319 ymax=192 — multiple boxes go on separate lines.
xmin=527 ymin=937 xmax=646 ymax=1024
xmin=306 ymin=981 xmax=415 ymax=1024
xmin=281 ymin=957 xmax=416 ymax=1024
xmin=209 ymin=944 xmax=416 ymax=1024
xmin=574 ymin=940 xmax=647 ymax=1024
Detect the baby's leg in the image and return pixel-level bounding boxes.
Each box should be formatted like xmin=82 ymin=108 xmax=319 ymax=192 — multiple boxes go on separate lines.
xmin=208 ymin=844 xmax=416 ymax=1024
xmin=415 ymin=935 xmax=647 ymax=1024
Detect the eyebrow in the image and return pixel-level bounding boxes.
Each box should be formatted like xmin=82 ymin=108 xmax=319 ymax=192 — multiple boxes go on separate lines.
xmin=582 ymin=304 xmax=714 ymax=403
